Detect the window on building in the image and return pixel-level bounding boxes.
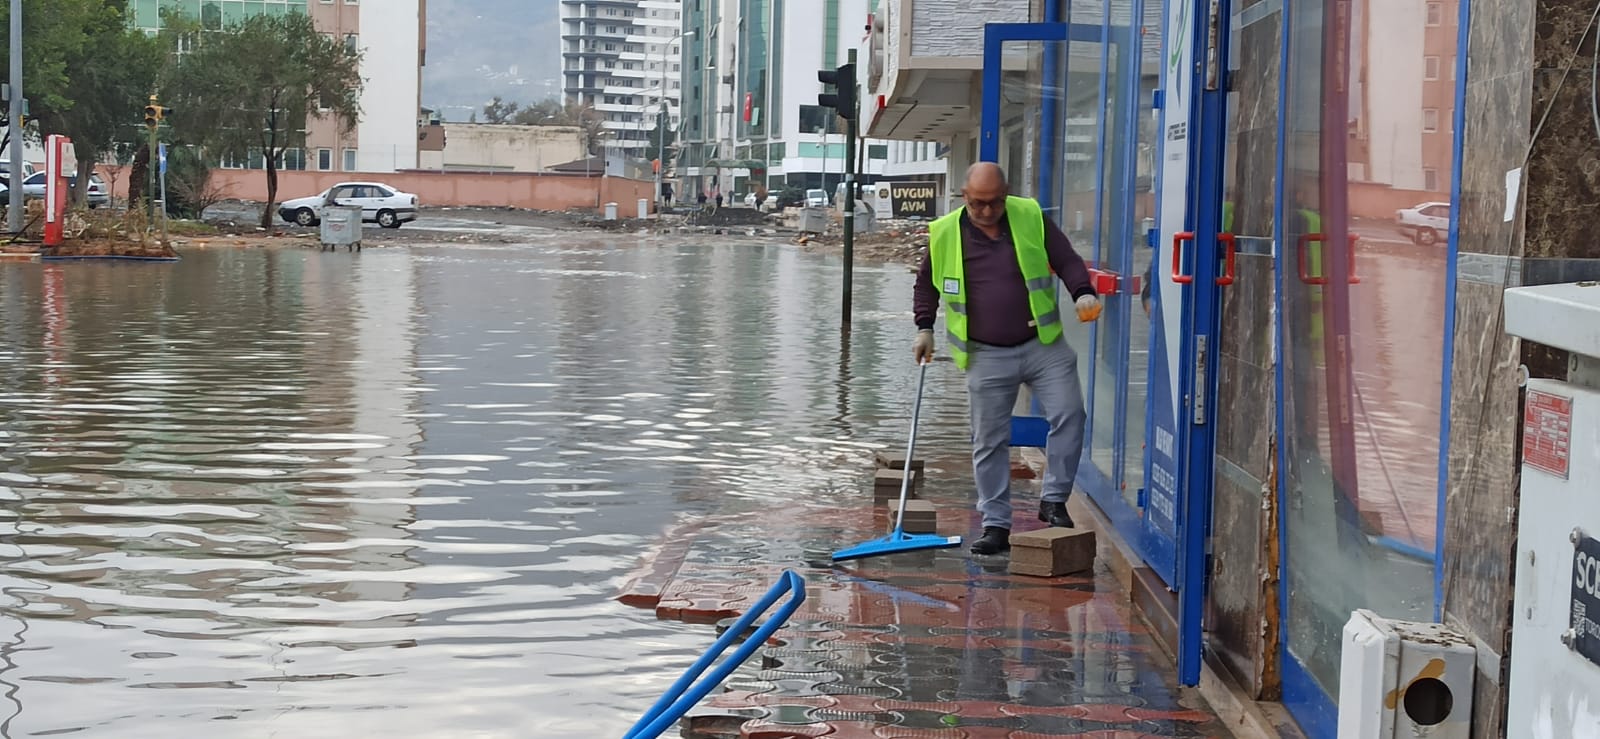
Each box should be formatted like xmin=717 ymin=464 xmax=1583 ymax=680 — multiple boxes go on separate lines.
xmin=868 ymin=145 xmax=888 ymax=160
xmin=1449 ymin=107 xmax=1455 ymax=133
xmin=605 ymin=43 xmax=617 ymax=51
xmin=1450 ymin=55 xmax=1457 ymax=80
xmin=605 ymin=95 xmax=616 ymax=105
xmin=1423 ymin=168 xmax=1440 ymax=191
xmin=1425 ymin=56 xmax=1441 ymax=80
xmin=343 ymin=148 xmax=358 ymax=172
xmin=1423 ymin=108 xmax=1440 ymax=132
xmin=344 ymin=34 xmax=358 ymax=53
xmin=318 ymin=148 xmax=333 ymax=171
xmin=281 ymin=148 xmax=307 ymax=172
xmin=1426 ymin=2 xmax=1443 ymax=25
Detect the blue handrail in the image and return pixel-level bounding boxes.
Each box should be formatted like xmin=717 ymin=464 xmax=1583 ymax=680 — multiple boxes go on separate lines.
xmin=623 ymin=570 xmax=807 ymax=739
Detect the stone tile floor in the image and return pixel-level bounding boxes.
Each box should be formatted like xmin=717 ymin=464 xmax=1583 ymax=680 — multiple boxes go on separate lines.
xmin=619 ymin=474 xmax=1235 ymax=739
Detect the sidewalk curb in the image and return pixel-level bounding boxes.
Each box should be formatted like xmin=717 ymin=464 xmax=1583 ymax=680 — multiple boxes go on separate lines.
xmin=1020 ymin=447 xmax=1297 ymax=739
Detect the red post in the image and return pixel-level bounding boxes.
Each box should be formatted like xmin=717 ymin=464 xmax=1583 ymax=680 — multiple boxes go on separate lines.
xmin=42 ymin=134 xmax=73 ymax=247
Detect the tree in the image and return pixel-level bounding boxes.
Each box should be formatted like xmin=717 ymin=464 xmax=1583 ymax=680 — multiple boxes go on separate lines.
xmin=556 ymin=102 xmax=605 ymax=156
xmin=0 ymin=0 xmax=97 ymax=117
xmin=33 ymin=2 xmax=164 ymax=206
xmin=481 ymin=96 xmax=519 ymax=125
xmin=166 ymin=13 xmax=361 ymax=228
xmin=643 ymin=112 xmax=676 ymax=164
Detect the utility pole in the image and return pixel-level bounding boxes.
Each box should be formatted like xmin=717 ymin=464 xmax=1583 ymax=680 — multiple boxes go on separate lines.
xmin=656 ymin=30 xmax=694 ymax=213
xmin=842 ymin=49 xmax=858 ymax=328
xmin=8 ymin=0 xmax=24 ymax=235
xmin=144 ymin=96 xmax=160 ymax=221
xmin=818 ymin=51 xmax=858 ymax=328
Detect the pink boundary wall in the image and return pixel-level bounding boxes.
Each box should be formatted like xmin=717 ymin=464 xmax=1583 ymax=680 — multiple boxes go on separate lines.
xmin=97 ymin=167 xmax=655 ymax=215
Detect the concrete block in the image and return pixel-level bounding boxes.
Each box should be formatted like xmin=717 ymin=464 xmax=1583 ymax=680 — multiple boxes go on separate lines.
xmin=873 ymin=451 xmax=926 ymax=471
xmin=873 ymin=467 xmax=922 ymax=492
xmin=892 ymin=500 xmax=938 ymax=533
xmin=1008 ymin=527 xmax=1096 ymax=577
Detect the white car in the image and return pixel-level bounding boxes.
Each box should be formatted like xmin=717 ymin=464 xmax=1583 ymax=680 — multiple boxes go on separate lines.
xmin=19 ymin=172 xmax=110 ymax=208
xmin=278 ymin=182 xmax=418 ymax=229
xmin=805 ymin=189 xmax=829 ymax=208
xmin=1394 ymin=201 xmax=1450 ymax=245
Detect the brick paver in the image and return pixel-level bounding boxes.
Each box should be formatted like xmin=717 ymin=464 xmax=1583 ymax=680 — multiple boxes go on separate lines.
xmin=619 ymin=464 xmax=1234 ymax=739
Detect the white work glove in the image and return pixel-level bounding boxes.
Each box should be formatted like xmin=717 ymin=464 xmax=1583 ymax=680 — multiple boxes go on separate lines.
xmin=913 ymin=329 xmax=935 ymax=364
xmin=1075 ymin=294 xmax=1103 ymax=323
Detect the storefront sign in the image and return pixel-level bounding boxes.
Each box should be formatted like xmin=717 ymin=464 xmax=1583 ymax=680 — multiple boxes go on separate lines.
xmin=889 ymin=181 xmax=938 ymax=218
xmin=1570 ymin=533 xmax=1600 ymax=667
xmin=1523 ymin=389 xmax=1573 ymax=478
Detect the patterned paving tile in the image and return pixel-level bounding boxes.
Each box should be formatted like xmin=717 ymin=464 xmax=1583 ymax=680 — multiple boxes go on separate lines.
xmin=615 ymin=463 xmax=1237 ymax=738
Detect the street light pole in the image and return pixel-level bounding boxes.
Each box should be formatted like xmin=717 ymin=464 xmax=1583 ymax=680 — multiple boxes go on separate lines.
xmin=8 ymin=0 xmax=24 ymax=234
xmin=655 ymin=29 xmax=694 ymax=213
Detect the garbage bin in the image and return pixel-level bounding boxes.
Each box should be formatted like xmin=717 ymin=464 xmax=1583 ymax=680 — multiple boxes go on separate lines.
xmin=605 ymin=202 xmax=618 ymax=221
xmin=320 ymin=205 xmax=362 ymax=251
xmin=638 ymin=199 xmax=649 ymax=219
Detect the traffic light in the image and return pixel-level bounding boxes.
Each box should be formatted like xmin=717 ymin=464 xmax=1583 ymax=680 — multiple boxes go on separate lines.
xmin=143 ymin=96 xmax=174 ymax=128
xmin=817 ymin=63 xmax=857 ymax=121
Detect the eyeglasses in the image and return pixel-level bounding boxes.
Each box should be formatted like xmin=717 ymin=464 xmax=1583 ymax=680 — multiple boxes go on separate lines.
xmin=963 ymin=195 xmax=1004 ymax=212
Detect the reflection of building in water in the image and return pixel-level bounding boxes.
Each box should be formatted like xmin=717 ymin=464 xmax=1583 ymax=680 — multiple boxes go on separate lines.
xmin=298 ymin=250 xmax=425 ymax=604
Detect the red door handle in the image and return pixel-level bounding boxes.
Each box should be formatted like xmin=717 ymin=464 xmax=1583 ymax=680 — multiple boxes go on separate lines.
xmin=1216 ymin=233 xmax=1237 ymax=286
xmin=1171 ymin=232 xmax=1195 ymax=284
xmin=1297 ymin=233 xmax=1362 ymax=285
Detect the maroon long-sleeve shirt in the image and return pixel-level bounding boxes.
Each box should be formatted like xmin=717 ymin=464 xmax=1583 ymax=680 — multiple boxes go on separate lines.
xmin=914 ymin=211 xmax=1096 ymax=347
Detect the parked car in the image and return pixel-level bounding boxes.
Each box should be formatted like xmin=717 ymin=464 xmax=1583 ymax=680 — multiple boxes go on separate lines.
xmin=0 ymin=160 xmax=36 ymax=182
xmin=19 ymin=172 xmax=110 ymax=208
xmin=278 ymin=182 xmax=419 ymax=229
xmin=804 ymin=189 xmax=829 ymax=208
xmin=1394 ymin=201 xmax=1450 ymax=245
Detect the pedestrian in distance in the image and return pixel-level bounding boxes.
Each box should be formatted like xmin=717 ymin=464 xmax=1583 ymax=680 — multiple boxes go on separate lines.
xmin=912 ymin=162 xmax=1102 ymax=556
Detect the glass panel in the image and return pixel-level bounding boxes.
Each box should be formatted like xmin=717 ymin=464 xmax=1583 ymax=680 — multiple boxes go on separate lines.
xmin=1123 ymin=0 xmax=1161 ymax=504
xmin=1282 ymin=0 xmax=1454 ymax=694
xmin=1062 ymin=8 xmax=1113 ymax=486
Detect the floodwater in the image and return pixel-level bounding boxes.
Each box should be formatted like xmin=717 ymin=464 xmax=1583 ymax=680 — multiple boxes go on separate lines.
xmin=0 ymin=241 xmax=968 ymax=737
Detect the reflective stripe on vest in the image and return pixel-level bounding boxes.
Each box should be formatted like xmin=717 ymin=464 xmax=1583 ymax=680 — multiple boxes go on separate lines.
xmin=927 ymin=196 xmax=1062 ymax=370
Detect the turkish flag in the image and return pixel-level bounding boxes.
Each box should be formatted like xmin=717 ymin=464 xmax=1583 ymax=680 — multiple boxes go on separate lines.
xmin=742 ymin=93 xmax=753 ymax=123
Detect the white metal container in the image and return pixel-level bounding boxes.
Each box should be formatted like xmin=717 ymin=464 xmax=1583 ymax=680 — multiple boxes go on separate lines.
xmin=1337 ymin=609 xmax=1475 ymax=738
xmin=319 ymin=205 xmax=362 ymax=250
xmin=1504 ymin=282 xmax=1600 ymax=739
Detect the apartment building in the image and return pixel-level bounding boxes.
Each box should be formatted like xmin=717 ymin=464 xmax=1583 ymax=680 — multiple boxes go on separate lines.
xmin=129 ymin=0 xmax=427 ymax=174
xmin=677 ymin=0 xmax=944 ymax=202
xmin=560 ymin=0 xmax=685 ymax=157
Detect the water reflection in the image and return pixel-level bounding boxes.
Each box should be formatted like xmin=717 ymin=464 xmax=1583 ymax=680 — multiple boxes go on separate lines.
xmin=0 ymin=242 xmax=964 ymax=737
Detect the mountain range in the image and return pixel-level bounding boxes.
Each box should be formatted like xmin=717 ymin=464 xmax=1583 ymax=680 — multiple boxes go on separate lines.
xmin=422 ymin=0 xmax=562 ymax=122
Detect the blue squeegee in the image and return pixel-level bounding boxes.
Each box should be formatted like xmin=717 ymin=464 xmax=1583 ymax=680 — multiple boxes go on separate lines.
xmin=833 ymin=362 xmax=962 ymax=562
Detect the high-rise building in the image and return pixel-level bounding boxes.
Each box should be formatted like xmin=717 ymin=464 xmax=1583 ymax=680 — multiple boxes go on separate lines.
xmin=560 ymin=0 xmax=685 ymax=157
xmin=128 ymin=0 xmax=427 ymax=174
xmin=677 ymin=0 xmax=944 ymax=201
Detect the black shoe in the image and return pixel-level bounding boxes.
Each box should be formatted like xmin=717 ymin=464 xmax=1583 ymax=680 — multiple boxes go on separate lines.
xmin=970 ymin=526 xmax=1011 ymax=555
xmin=1039 ymin=500 xmax=1075 ymax=528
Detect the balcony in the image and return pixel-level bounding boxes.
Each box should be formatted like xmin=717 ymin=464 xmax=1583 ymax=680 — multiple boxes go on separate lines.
xmin=865 ymin=0 xmax=1031 ymax=141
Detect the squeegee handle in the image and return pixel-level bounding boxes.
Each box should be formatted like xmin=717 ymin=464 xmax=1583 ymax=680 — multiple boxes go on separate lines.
xmin=890 ymin=362 xmax=929 ymax=536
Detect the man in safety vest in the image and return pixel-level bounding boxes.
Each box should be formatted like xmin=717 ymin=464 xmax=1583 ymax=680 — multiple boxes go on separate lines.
xmin=912 ymin=163 xmax=1102 ymax=555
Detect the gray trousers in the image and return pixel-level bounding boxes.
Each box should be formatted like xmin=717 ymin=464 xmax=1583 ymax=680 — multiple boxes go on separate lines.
xmin=966 ymin=338 xmax=1087 ymax=530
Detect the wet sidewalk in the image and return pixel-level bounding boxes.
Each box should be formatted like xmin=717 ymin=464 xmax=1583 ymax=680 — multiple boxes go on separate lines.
xmin=618 ymin=457 xmax=1236 ymax=738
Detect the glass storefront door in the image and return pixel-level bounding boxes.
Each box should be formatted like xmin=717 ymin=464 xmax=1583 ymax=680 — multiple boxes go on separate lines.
xmin=1279 ymin=0 xmax=1458 ymax=725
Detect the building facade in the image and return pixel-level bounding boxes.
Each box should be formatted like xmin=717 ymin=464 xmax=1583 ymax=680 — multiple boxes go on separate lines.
xmin=129 ymin=0 xmax=426 ymax=174
xmin=852 ymin=1 xmax=1595 ymax=738
xmin=677 ymin=0 xmax=946 ymax=203
xmin=560 ymin=0 xmax=685 ymax=157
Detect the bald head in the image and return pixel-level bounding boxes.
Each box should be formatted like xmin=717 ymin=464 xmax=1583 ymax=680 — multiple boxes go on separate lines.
xmin=964 ymin=162 xmax=1008 ymax=190
xmin=961 ymin=162 xmax=1010 ymax=231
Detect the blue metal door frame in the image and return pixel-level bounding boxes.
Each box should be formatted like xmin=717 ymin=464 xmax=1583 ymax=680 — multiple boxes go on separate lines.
xmin=1170 ymin=0 xmax=1232 ymax=686
xmin=980 ymin=21 xmax=1142 ymax=527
